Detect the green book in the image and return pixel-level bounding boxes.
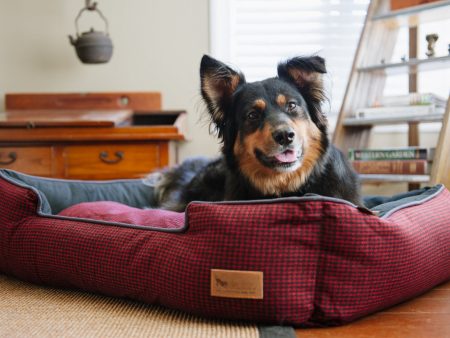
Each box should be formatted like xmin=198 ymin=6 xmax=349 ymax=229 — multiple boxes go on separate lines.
xmin=348 ymin=147 xmax=435 ymax=161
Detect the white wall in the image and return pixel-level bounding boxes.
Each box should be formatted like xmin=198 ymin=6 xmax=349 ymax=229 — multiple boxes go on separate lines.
xmin=0 ymin=0 xmax=221 ymax=160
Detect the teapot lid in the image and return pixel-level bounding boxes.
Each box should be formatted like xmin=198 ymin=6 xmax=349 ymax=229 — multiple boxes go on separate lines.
xmin=77 ymin=28 xmax=112 ymax=46
xmin=80 ymin=27 xmax=108 ymax=36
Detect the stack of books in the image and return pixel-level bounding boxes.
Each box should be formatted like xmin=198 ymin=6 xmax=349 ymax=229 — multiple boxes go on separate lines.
xmin=355 ymin=93 xmax=446 ymax=120
xmin=349 ymin=147 xmax=435 ymax=175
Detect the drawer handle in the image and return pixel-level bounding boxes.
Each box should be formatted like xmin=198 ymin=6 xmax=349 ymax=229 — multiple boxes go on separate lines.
xmin=0 ymin=152 xmax=17 ymax=165
xmin=99 ymin=151 xmax=124 ymax=164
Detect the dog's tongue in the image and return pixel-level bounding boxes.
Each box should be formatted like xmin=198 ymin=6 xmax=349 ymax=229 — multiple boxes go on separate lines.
xmin=274 ymin=150 xmax=297 ymax=163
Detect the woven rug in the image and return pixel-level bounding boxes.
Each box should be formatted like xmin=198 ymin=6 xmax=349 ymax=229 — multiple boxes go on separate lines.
xmin=0 ymin=274 xmax=294 ymax=338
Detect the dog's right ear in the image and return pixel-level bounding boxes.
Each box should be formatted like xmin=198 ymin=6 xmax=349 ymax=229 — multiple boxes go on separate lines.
xmin=200 ymin=55 xmax=245 ymax=131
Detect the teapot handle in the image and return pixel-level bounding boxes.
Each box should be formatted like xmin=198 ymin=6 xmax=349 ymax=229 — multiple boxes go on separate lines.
xmin=74 ymin=0 xmax=109 ymax=36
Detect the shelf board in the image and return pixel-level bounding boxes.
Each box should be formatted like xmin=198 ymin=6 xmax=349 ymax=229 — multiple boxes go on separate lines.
xmin=372 ymin=0 xmax=450 ymax=26
xmin=359 ymin=174 xmax=431 ymax=183
xmin=343 ymin=113 xmax=444 ymax=126
xmin=357 ymin=55 xmax=450 ymax=74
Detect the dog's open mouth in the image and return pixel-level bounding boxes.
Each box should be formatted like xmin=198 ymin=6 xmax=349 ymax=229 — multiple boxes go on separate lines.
xmin=255 ymin=148 xmax=302 ymax=172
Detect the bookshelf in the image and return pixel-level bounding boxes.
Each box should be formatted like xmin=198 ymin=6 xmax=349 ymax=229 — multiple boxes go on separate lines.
xmin=357 ymin=55 xmax=450 ymax=74
xmin=333 ymin=0 xmax=450 ymax=189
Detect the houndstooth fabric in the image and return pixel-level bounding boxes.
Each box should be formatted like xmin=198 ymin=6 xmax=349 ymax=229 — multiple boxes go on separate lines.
xmin=0 ymin=177 xmax=449 ymax=326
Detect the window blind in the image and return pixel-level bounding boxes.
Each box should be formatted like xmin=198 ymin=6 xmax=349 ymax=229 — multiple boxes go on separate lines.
xmin=210 ymin=0 xmax=369 ymax=116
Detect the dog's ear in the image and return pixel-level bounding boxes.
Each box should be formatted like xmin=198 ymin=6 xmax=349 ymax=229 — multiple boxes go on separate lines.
xmin=277 ymin=56 xmax=327 ymax=129
xmin=200 ymin=55 xmax=245 ymax=132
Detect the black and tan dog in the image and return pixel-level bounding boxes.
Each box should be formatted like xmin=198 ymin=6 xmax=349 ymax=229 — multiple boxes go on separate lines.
xmin=147 ymin=55 xmax=361 ymax=211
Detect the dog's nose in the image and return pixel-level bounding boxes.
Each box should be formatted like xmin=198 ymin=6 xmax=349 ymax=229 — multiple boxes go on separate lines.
xmin=272 ymin=128 xmax=295 ymax=146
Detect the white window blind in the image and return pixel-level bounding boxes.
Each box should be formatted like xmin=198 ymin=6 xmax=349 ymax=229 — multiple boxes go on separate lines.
xmin=209 ymin=0 xmax=369 ymax=117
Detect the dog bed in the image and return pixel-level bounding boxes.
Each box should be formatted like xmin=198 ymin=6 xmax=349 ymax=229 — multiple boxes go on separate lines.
xmin=0 ymin=169 xmax=449 ymax=327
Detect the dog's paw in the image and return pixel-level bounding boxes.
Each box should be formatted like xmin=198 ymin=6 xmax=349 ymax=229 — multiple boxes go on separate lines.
xmin=142 ymin=172 xmax=163 ymax=187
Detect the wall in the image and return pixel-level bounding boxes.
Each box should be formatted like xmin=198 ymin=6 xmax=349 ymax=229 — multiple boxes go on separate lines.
xmin=0 ymin=0 xmax=221 ymax=160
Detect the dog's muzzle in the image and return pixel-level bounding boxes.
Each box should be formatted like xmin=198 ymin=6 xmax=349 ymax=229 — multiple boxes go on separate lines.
xmin=254 ymin=145 xmax=303 ymax=173
xmin=272 ymin=127 xmax=295 ymax=146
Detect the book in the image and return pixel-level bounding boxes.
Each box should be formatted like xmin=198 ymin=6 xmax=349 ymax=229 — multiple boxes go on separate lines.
xmin=348 ymin=147 xmax=435 ymax=161
xmin=352 ymin=160 xmax=429 ymax=175
xmin=373 ymin=93 xmax=446 ymax=108
xmin=355 ymin=104 xmax=444 ymax=119
xmin=391 ymin=0 xmax=441 ymax=11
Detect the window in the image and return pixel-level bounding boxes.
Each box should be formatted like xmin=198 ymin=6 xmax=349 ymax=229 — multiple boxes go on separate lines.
xmin=209 ymin=0 xmax=369 ymax=123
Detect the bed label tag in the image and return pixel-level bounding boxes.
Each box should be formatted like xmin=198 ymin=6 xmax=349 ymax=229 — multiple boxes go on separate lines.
xmin=210 ymin=269 xmax=263 ymax=299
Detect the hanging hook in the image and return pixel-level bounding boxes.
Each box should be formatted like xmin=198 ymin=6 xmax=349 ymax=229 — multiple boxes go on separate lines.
xmin=85 ymin=0 xmax=98 ymax=11
xmin=74 ymin=1 xmax=109 ymax=36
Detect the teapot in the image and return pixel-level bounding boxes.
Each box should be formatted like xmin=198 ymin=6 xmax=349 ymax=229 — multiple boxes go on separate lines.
xmin=69 ymin=1 xmax=113 ymax=64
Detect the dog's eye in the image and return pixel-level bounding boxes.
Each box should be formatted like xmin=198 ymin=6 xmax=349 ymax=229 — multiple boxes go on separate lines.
xmin=247 ymin=111 xmax=260 ymax=120
xmin=287 ymin=102 xmax=297 ymax=112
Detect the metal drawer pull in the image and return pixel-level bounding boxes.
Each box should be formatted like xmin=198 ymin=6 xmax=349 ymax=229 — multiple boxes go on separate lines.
xmin=99 ymin=151 xmax=124 ymax=164
xmin=0 ymin=152 xmax=17 ymax=165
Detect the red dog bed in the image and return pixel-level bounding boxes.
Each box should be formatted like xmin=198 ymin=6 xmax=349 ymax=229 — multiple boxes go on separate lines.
xmin=0 ymin=169 xmax=449 ymax=326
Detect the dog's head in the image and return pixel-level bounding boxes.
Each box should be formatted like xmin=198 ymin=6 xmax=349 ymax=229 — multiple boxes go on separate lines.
xmin=200 ymin=55 xmax=329 ymax=196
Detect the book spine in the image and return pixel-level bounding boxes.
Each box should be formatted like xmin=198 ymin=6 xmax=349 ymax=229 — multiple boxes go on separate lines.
xmin=377 ymin=93 xmax=434 ymax=106
xmin=352 ymin=160 xmax=428 ymax=175
xmin=348 ymin=148 xmax=429 ymax=161
xmin=374 ymin=93 xmax=445 ymax=107
xmin=355 ymin=105 xmax=436 ymax=118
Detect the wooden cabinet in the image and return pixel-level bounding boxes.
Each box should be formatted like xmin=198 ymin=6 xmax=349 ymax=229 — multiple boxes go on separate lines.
xmin=0 ymin=92 xmax=185 ymax=180
xmin=0 ymin=146 xmax=53 ymax=176
xmin=62 ymin=143 xmax=166 ymax=180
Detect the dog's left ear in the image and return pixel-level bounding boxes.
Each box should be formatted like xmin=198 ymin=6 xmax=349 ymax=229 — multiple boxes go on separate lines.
xmin=277 ymin=56 xmax=327 ymax=129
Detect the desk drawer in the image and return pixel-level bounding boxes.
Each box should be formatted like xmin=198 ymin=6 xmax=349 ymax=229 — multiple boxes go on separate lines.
xmin=63 ymin=143 xmax=164 ymax=179
xmin=0 ymin=147 xmax=52 ymax=176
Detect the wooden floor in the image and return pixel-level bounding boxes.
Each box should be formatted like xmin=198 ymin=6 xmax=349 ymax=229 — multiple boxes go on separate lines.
xmin=297 ymin=280 xmax=450 ymax=338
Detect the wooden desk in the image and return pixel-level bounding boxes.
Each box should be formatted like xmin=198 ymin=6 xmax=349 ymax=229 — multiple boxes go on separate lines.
xmin=0 ymin=109 xmax=133 ymax=128
xmin=0 ymin=93 xmax=185 ymax=180
xmin=297 ymin=280 xmax=450 ymax=338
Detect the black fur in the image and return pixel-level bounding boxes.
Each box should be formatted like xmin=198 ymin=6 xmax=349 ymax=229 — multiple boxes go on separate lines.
xmin=146 ymin=55 xmax=361 ymax=211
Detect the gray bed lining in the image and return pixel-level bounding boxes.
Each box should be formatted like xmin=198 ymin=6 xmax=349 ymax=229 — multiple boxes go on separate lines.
xmin=0 ymin=169 xmax=444 ymax=224
xmin=1 ymin=170 xmax=155 ymax=214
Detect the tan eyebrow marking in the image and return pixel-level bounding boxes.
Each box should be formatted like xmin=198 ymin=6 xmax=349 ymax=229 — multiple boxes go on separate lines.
xmin=253 ymin=99 xmax=266 ymax=110
xmin=276 ymin=94 xmax=287 ymax=108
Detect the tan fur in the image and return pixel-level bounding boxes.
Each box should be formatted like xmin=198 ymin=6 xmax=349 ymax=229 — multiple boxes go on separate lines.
xmin=203 ymin=73 xmax=242 ymax=103
xmin=230 ymin=74 xmax=241 ymax=92
xmin=288 ymin=68 xmax=325 ymax=104
xmin=202 ymin=72 xmax=242 ymax=125
xmin=276 ymin=94 xmax=286 ymax=108
xmin=253 ymin=99 xmax=266 ymax=111
xmin=202 ymin=82 xmax=219 ymax=104
xmin=234 ymin=119 xmax=323 ymax=196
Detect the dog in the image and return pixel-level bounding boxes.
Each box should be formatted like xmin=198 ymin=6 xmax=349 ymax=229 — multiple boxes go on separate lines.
xmin=146 ymin=55 xmax=362 ymax=211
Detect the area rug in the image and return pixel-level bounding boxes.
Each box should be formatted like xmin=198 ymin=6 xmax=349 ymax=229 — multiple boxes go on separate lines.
xmin=0 ymin=274 xmax=294 ymax=338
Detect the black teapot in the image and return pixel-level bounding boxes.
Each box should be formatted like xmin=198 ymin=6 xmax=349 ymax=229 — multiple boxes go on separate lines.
xmin=69 ymin=1 xmax=113 ymax=64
